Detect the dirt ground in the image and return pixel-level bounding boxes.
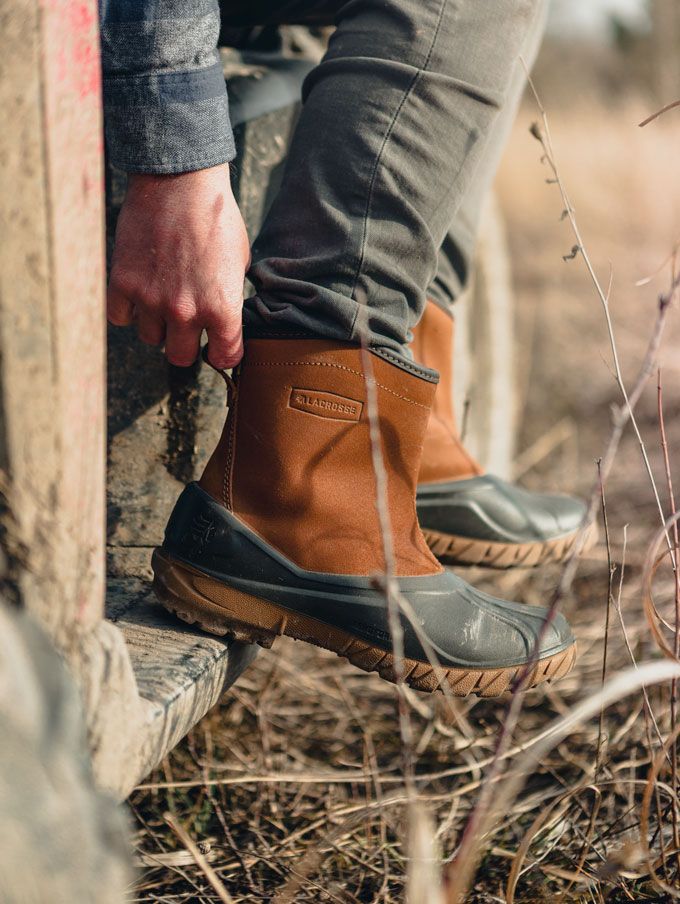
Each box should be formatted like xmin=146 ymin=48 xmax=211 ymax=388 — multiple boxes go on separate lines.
xmin=127 ymin=44 xmax=680 ymax=904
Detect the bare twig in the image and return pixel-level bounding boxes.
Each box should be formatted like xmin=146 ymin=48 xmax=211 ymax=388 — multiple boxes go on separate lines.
xmin=639 ymin=99 xmax=680 ymax=128
xmin=164 ymin=812 xmax=234 ymax=904
xmin=657 ymin=369 xmax=680 ymax=873
xmin=524 ymin=62 xmax=678 ymax=566
xmin=444 ymin=70 xmax=678 ymax=903
xmin=446 ymin=663 xmax=680 ymax=902
xmin=358 ymin=326 xmax=417 ymax=791
xmin=595 ymin=459 xmax=615 ymax=776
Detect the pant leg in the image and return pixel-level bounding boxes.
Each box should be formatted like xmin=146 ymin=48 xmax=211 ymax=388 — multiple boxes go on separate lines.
xmin=221 ymin=0 xmax=341 ymax=28
xmin=232 ymin=0 xmax=545 ymax=359
xmin=428 ymin=0 xmax=547 ymax=313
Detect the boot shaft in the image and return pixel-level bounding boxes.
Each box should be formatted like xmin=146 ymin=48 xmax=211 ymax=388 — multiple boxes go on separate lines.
xmin=201 ymin=339 xmax=442 ymax=577
xmin=411 ymin=301 xmax=482 ymax=483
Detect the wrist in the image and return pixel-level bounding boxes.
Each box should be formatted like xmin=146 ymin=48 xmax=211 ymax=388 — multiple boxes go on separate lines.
xmin=126 ymin=163 xmax=231 ymax=194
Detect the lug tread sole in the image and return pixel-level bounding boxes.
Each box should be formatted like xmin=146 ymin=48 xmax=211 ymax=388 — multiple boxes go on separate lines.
xmin=151 ymin=549 xmax=576 ymax=698
xmin=421 ymin=522 xmax=598 ymax=569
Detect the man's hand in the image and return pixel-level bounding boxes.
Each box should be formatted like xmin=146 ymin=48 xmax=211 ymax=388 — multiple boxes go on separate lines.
xmin=107 ymin=164 xmax=250 ymax=369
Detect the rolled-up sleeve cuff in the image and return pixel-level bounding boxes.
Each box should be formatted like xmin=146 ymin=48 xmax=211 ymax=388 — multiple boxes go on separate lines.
xmin=103 ymin=61 xmax=235 ymax=174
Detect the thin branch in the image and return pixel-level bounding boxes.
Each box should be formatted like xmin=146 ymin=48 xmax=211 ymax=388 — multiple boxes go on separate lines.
xmin=595 ymin=459 xmax=615 ymax=777
xmin=444 ymin=68 xmax=678 ymax=903
xmin=639 ymin=99 xmax=680 ymax=128
xmin=524 ymin=61 xmax=678 ymax=569
xmin=164 ymin=812 xmax=234 ymax=904
xmin=358 ymin=330 xmax=417 ymax=792
xmin=657 ymin=369 xmax=680 ymax=874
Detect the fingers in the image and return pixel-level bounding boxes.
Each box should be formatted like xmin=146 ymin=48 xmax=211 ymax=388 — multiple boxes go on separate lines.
xmin=136 ymin=310 xmax=166 ymax=347
xmin=164 ymin=320 xmax=203 ymax=368
xmin=205 ymin=307 xmax=244 ymax=370
xmin=107 ymin=284 xmax=135 ymax=327
xmin=107 ymin=283 xmax=243 ymax=370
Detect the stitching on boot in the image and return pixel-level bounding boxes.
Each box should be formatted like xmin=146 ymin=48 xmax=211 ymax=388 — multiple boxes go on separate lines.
xmin=247 ymin=360 xmax=430 ymax=410
xmin=223 ymin=381 xmax=239 ymax=509
xmin=371 ymin=347 xmax=439 ymax=383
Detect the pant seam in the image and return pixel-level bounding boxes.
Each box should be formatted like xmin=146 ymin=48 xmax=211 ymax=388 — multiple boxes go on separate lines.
xmin=348 ymin=0 xmax=448 ymax=307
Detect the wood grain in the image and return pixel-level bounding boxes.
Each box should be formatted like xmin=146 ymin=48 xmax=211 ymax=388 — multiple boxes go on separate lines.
xmin=107 ymin=555 xmax=258 ymax=797
xmin=0 ymin=0 xmax=105 ymax=637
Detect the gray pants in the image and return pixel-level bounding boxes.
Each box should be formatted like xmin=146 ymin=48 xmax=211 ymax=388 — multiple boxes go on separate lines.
xmin=223 ymin=0 xmax=546 ymax=357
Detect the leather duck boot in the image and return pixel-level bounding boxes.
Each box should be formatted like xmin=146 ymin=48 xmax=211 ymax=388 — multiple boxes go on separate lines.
xmin=412 ymin=301 xmax=597 ymax=569
xmin=152 ymin=338 xmax=576 ymax=697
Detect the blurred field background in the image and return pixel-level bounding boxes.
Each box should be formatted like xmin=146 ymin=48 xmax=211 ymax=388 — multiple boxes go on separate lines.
xmin=128 ymin=6 xmax=680 ymax=902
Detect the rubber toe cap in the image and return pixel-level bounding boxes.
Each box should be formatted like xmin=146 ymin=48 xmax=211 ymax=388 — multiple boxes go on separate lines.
xmin=414 ymin=571 xmax=575 ymax=669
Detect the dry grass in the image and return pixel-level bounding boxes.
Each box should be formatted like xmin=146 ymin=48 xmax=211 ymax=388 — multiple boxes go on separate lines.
xmin=127 ymin=65 xmax=680 ymax=903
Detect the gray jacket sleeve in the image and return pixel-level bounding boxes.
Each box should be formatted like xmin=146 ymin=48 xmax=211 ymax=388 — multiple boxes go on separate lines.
xmin=100 ymin=0 xmax=235 ymax=174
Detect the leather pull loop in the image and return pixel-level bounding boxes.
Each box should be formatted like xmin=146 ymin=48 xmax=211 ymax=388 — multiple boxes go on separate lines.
xmin=201 ymin=345 xmax=238 ymax=407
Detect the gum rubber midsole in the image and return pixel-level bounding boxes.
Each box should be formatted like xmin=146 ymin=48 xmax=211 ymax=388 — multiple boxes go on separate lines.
xmin=151 ymin=548 xmax=577 ymax=697
xmin=422 ymin=522 xmax=598 ymax=569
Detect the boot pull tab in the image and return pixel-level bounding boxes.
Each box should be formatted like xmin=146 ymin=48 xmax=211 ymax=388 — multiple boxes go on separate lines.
xmin=201 ymin=345 xmax=238 ymax=407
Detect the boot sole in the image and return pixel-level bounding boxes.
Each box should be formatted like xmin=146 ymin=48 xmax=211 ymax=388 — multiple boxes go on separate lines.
xmin=421 ymin=521 xmax=598 ymax=569
xmin=151 ymin=548 xmax=577 ymax=698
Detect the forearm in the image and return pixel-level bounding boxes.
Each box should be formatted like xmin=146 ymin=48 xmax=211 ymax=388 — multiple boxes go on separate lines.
xmin=99 ymin=0 xmax=235 ymax=174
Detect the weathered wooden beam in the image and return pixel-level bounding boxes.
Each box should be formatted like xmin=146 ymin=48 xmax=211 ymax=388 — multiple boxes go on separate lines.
xmin=0 ymin=0 xmax=148 ymax=796
xmin=0 ymin=0 xmax=106 ymax=637
xmin=0 ymin=1 xmax=256 ymax=799
xmin=107 ymin=550 xmax=257 ymax=797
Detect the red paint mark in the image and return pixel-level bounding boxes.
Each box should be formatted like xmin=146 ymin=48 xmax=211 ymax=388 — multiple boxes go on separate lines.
xmin=73 ymin=38 xmax=101 ymax=99
xmin=44 ymin=0 xmax=101 ymax=98
xmin=69 ymin=1 xmax=100 ymax=98
xmin=68 ymin=1 xmax=95 ymax=33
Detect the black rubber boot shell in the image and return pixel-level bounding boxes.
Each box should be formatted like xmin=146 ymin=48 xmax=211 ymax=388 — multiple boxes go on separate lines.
xmin=417 ymin=474 xmax=587 ymax=544
xmin=158 ymin=483 xmax=574 ymax=673
xmin=416 ymin=474 xmax=594 ymax=568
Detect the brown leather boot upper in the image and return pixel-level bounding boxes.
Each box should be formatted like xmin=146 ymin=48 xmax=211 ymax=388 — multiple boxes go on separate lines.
xmin=200 ymin=339 xmax=443 ymax=577
xmin=410 ymin=301 xmax=483 ymax=484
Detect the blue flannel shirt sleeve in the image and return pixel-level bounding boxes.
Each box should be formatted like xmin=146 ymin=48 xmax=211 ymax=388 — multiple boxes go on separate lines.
xmin=99 ymin=0 xmax=235 ymax=174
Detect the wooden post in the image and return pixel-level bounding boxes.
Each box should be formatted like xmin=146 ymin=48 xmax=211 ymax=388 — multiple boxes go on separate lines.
xmin=0 ymin=0 xmax=146 ymax=793
xmin=453 ymin=195 xmax=516 ymax=479
xmin=0 ymin=0 xmax=105 ymax=638
xmin=0 ymin=2 xmax=256 ymax=797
